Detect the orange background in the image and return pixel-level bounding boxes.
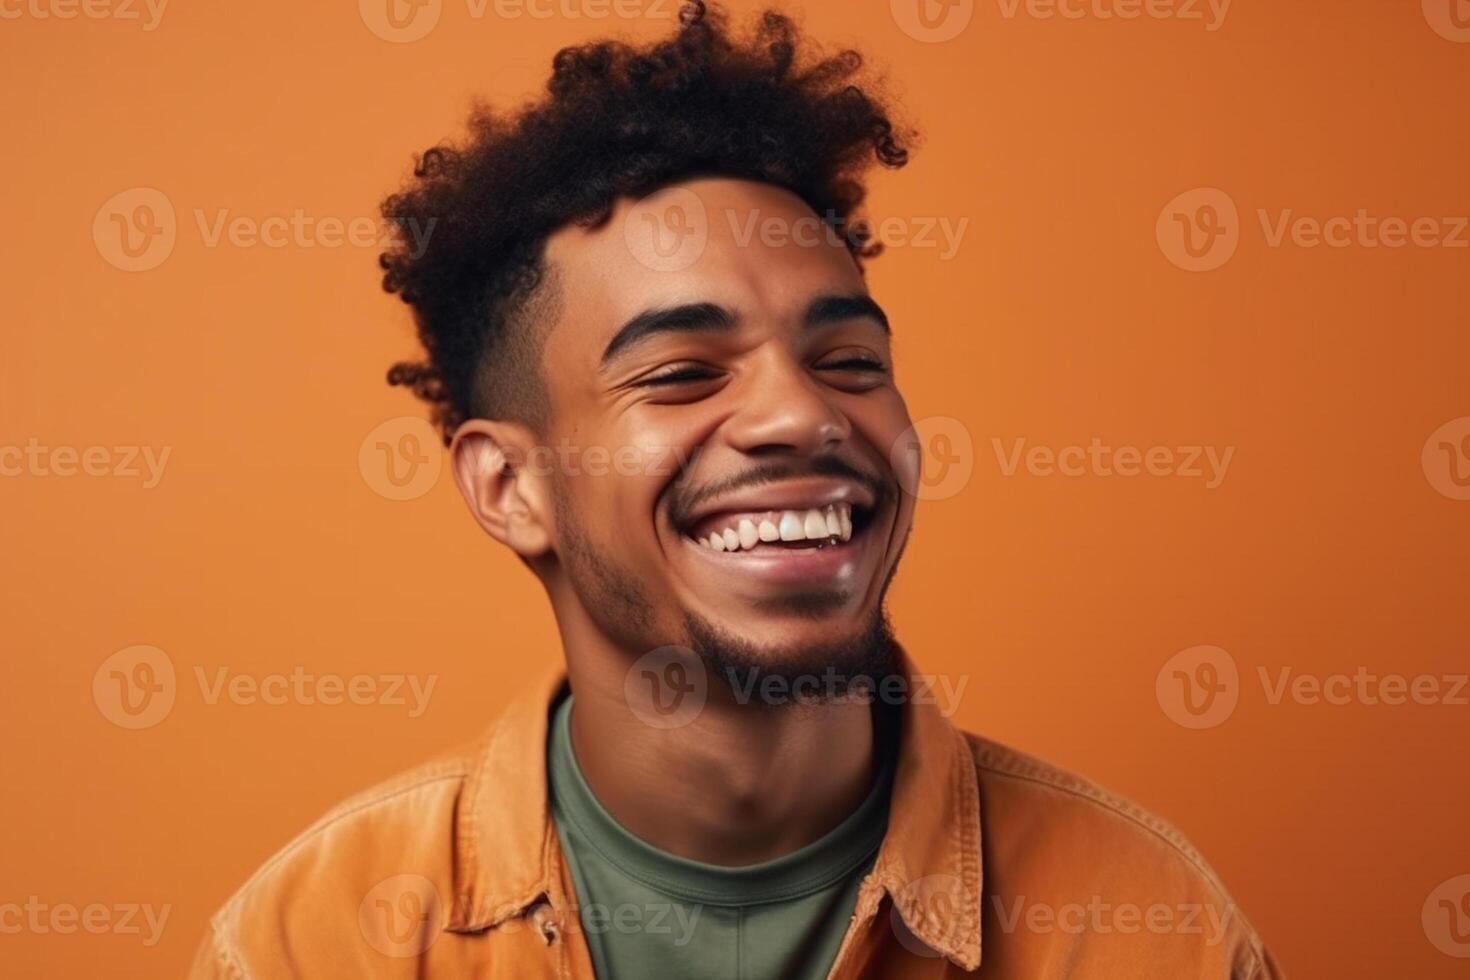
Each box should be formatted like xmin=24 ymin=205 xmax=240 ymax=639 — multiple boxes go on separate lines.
xmin=3 ymin=0 xmax=1468 ymax=976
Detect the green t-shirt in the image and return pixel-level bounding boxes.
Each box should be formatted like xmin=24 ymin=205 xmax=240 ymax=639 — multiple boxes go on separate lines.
xmin=547 ymin=694 xmax=896 ymax=980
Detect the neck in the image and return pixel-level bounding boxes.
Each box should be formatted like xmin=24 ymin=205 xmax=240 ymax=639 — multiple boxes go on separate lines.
xmin=561 ymin=637 xmax=879 ymax=867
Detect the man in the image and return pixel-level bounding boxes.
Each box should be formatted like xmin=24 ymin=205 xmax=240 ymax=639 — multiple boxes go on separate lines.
xmin=190 ymin=3 xmax=1281 ymax=977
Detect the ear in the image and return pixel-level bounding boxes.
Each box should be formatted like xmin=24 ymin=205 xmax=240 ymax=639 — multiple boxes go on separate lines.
xmin=450 ymin=419 xmax=554 ymax=560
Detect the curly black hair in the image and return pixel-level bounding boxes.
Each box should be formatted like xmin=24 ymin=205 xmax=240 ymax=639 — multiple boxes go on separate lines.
xmin=378 ymin=0 xmax=913 ymax=443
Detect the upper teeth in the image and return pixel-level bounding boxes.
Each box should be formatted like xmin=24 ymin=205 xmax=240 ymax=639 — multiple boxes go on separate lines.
xmin=696 ymin=504 xmax=854 ymax=551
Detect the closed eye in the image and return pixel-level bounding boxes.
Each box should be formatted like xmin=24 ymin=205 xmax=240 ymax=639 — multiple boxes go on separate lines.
xmin=820 ymin=357 xmax=887 ymax=372
xmin=634 ymin=365 xmax=721 ymax=387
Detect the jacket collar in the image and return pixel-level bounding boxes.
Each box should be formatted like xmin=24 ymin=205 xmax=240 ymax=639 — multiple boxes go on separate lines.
xmin=867 ymin=644 xmax=984 ymax=969
xmin=446 ymin=646 xmax=984 ymax=970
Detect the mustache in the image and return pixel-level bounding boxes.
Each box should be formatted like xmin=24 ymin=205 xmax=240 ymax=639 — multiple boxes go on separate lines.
xmin=668 ymin=455 xmax=889 ymax=528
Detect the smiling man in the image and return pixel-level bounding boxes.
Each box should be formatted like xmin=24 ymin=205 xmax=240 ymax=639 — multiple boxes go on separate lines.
xmin=189 ymin=3 xmax=1280 ymax=978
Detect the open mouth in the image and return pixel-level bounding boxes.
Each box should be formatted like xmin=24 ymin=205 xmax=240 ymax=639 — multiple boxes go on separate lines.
xmin=683 ymin=501 xmax=869 ymax=554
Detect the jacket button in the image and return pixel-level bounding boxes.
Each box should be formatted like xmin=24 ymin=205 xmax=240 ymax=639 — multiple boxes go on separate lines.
xmin=530 ymin=901 xmax=559 ymax=945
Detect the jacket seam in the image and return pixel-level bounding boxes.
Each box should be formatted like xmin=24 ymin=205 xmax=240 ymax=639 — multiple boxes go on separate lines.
xmin=968 ymin=741 xmax=1268 ymax=960
xmin=202 ymin=917 xmax=250 ymax=980
xmin=214 ymin=767 xmax=469 ymax=934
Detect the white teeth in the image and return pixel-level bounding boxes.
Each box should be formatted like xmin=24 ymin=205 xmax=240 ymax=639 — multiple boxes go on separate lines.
xmin=693 ymin=502 xmax=858 ymax=551
xmin=737 ymin=519 xmax=759 ymax=550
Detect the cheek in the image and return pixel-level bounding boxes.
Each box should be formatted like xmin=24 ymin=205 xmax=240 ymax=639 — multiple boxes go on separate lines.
xmin=568 ymin=421 xmax=700 ymax=557
xmin=851 ymin=396 xmax=918 ymax=492
xmin=614 ymin=413 xmax=710 ymax=501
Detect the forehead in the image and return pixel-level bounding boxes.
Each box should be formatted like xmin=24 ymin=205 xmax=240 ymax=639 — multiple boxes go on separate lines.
xmin=540 ymin=177 xmax=868 ymax=363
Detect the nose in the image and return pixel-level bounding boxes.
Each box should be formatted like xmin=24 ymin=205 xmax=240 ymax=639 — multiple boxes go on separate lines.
xmin=722 ymin=347 xmax=851 ymax=456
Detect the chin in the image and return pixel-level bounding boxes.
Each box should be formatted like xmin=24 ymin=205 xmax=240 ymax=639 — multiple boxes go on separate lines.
xmin=681 ymin=603 xmax=900 ymax=702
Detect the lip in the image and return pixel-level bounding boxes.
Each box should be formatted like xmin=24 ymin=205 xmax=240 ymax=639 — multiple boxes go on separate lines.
xmin=679 ymin=518 xmax=871 ymax=586
xmin=675 ymin=477 xmax=876 ymax=537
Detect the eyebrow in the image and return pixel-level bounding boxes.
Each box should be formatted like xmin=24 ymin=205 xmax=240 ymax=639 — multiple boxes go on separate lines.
xmin=599 ymin=293 xmax=890 ymax=366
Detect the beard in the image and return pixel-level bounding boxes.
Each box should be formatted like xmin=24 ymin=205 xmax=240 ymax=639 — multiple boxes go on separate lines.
xmin=553 ymin=486 xmax=903 ymax=706
xmin=682 ymin=603 xmax=900 ymax=706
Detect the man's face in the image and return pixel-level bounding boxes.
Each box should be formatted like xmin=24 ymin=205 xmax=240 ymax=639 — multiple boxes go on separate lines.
xmin=533 ymin=177 xmax=918 ymax=680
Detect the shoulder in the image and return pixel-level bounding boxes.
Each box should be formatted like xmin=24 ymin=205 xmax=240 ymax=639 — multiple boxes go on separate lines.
xmin=960 ymin=731 xmax=1278 ymax=979
xmin=963 ymin=731 xmax=1225 ymax=884
xmin=191 ymin=741 xmax=481 ymax=979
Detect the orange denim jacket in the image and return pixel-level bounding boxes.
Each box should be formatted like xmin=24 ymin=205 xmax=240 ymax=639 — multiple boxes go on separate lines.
xmin=188 ymin=653 xmax=1282 ymax=979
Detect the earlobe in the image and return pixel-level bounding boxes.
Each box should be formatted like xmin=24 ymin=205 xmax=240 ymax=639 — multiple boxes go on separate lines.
xmin=449 ymin=421 xmax=554 ymax=559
